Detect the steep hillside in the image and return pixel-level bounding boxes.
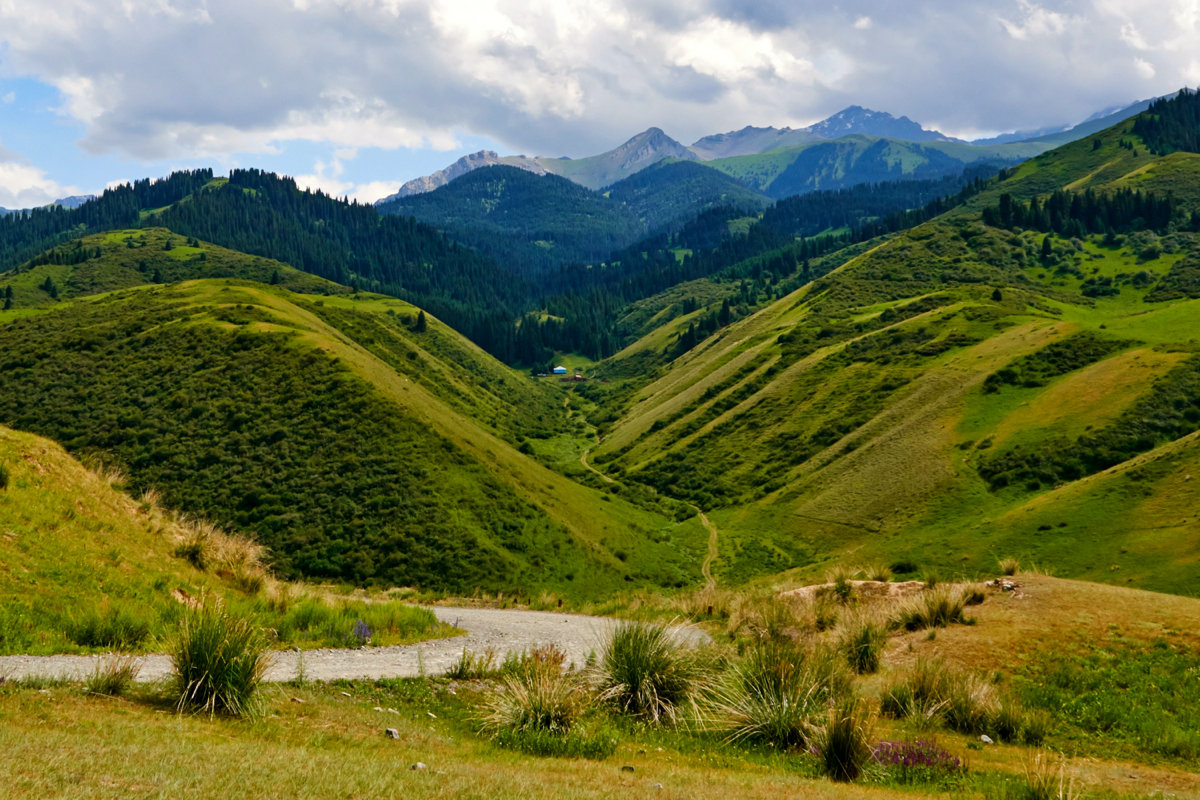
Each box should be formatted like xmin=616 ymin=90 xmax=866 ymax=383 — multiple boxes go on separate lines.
xmin=589 ymin=98 xmax=1200 ymax=595
xmin=604 ymin=160 xmax=772 ymax=232
xmin=0 ymin=280 xmax=701 ymax=598
xmin=0 ymin=227 xmax=338 ymax=309
xmin=378 ymin=166 xmax=644 ymax=271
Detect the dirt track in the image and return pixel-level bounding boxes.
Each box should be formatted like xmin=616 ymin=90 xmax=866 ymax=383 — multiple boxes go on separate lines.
xmin=0 ymin=607 xmax=704 ymax=683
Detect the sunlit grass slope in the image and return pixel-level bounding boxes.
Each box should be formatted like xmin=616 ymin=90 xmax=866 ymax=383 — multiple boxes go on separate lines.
xmin=0 ymin=227 xmax=337 ymax=309
xmin=590 ymin=111 xmax=1200 ymax=595
xmin=0 ymin=279 xmax=701 ymax=599
xmin=0 ymin=425 xmax=445 ymax=654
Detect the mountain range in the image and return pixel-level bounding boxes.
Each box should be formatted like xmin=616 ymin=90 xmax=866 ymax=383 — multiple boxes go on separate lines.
xmin=378 ymin=100 xmax=1152 ymax=202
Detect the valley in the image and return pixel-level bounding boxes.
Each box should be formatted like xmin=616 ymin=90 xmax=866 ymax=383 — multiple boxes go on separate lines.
xmin=1 ymin=86 xmax=1199 ymax=799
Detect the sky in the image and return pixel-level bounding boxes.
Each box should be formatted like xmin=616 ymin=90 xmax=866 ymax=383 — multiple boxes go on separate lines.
xmin=0 ymin=0 xmax=1197 ymax=208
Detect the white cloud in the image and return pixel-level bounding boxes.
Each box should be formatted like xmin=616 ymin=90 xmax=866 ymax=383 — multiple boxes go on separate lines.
xmin=0 ymin=0 xmax=1195 ymax=171
xmin=998 ymin=0 xmax=1069 ymax=40
xmin=0 ymin=143 xmax=83 ymax=207
xmin=1 ymin=92 xmax=13 ymax=104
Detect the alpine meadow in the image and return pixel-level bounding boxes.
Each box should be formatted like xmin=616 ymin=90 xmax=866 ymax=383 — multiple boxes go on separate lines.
xmin=2 ymin=8 xmax=1200 ymax=796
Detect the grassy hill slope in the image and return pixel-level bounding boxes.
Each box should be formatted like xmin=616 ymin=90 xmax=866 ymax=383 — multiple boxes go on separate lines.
xmin=378 ymin=166 xmax=644 ymax=271
xmin=0 ymin=425 xmax=448 ymax=654
xmin=0 ymin=278 xmax=700 ymax=598
xmin=589 ymin=102 xmax=1200 ymax=595
xmin=0 ymin=227 xmax=338 ymax=310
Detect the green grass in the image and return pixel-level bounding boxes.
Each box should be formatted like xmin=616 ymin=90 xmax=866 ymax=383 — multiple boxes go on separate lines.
xmin=172 ymin=601 xmax=269 ymax=717
xmin=0 ymin=227 xmax=337 ymax=311
xmin=1015 ymin=637 xmax=1200 ymax=762
xmin=0 ymin=281 xmax=700 ymax=598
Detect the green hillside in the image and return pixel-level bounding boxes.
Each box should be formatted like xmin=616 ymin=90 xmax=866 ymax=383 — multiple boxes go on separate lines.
xmin=589 ymin=97 xmax=1200 ymax=596
xmin=0 ymin=227 xmax=338 ymax=310
xmin=0 ymin=425 xmax=449 ymax=654
xmin=0 ymin=278 xmax=701 ymax=598
xmin=707 ymin=135 xmax=1046 ymax=199
xmin=378 ymin=166 xmax=644 ymax=271
xmin=604 ymin=160 xmax=772 ymax=232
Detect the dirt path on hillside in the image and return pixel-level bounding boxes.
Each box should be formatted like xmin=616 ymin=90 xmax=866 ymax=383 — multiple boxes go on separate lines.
xmin=695 ymin=507 xmax=719 ymax=590
xmin=0 ymin=607 xmax=707 ymax=684
xmin=579 ymin=449 xmax=615 ymax=483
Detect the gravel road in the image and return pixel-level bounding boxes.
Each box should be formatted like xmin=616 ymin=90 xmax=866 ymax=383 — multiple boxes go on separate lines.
xmin=0 ymin=607 xmax=705 ymax=683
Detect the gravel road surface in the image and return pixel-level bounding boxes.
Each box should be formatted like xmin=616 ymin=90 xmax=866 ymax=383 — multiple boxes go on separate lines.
xmin=0 ymin=607 xmax=704 ymax=683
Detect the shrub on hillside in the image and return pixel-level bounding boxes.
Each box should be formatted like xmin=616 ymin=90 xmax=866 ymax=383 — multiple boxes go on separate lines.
xmin=173 ymin=601 xmax=270 ymax=717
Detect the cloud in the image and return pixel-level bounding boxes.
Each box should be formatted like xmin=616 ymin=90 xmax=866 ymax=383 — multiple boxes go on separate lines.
xmin=0 ymin=141 xmax=83 ymax=207
xmin=0 ymin=0 xmax=1196 ymax=169
xmin=1 ymin=92 xmax=14 ymax=104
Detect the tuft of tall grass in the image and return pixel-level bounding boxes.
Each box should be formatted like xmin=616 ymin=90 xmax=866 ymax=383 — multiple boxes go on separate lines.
xmin=813 ymin=697 xmax=875 ymax=782
xmin=892 ymin=586 xmax=971 ymax=632
xmin=479 ymin=650 xmax=615 ymax=759
xmin=999 ymin=557 xmax=1021 ymax=577
xmin=446 ymin=647 xmax=498 ymax=680
xmin=85 ymin=654 xmax=141 ymax=696
xmin=172 ymin=601 xmax=270 ymax=717
xmin=1019 ymin=751 xmax=1079 ymax=800
xmin=826 ymin=565 xmax=858 ymax=604
xmin=596 ymin=621 xmax=704 ymax=725
xmin=705 ymin=639 xmax=849 ymax=750
xmin=68 ymin=605 xmax=152 ymax=650
xmin=865 ymin=563 xmax=893 ymax=583
xmin=838 ymin=613 xmax=888 ymax=674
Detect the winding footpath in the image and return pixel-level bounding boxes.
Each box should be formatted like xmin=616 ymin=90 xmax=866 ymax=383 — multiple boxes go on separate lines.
xmin=0 ymin=607 xmax=704 ymax=684
xmin=582 ymin=448 xmax=720 ymax=589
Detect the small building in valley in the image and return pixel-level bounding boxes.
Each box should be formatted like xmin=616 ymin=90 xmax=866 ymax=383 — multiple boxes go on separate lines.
xmin=552 ymin=365 xmax=568 ymax=375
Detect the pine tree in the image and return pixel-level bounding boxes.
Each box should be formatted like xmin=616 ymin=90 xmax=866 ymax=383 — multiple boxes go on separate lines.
xmin=414 ymin=310 xmax=428 ymax=333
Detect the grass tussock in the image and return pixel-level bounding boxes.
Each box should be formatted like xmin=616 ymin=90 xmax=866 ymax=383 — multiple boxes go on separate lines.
xmin=813 ymin=697 xmax=875 ymax=782
xmin=479 ymin=644 xmax=616 ymax=759
xmin=68 ymin=604 xmax=152 ymax=650
xmin=892 ymin=585 xmax=974 ymax=632
xmin=597 ymin=620 xmax=705 ymax=725
xmin=173 ymin=600 xmax=270 ymax=717
xmin=705 ymin=639 xmax=849 ymax=750
xmin=999 ymin=557 xmax=1021 ymax=577
xmin=85 ymin=654 xmax=141 ymax=696
xmin=172 ymin=518 xmax=268 ymax=593
xmin=838 ymin=612 xmax=888 ymax=674
xmin=882 ymin=657 xmax=1046 ymax=743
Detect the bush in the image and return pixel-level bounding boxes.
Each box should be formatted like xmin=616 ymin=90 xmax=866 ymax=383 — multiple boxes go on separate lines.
xmin=597 ymin=621 xmax=704 ymax=725
xmin=839 ymin=614 xmax=888 ymax=674
xmin=814 ymin=697 xmax=875 ymax=782
xmin=706 ymin=640 xmax=848 ymax=750
xmin=69 ymin=605 xmax=152 ymax=650
xmin=0 ymin=462 xmax=9 ymax=489
xmin=85 ymin=654 xmax=141 ymax=696
xmin=173 ymin=601 xmax=270 ymax=717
